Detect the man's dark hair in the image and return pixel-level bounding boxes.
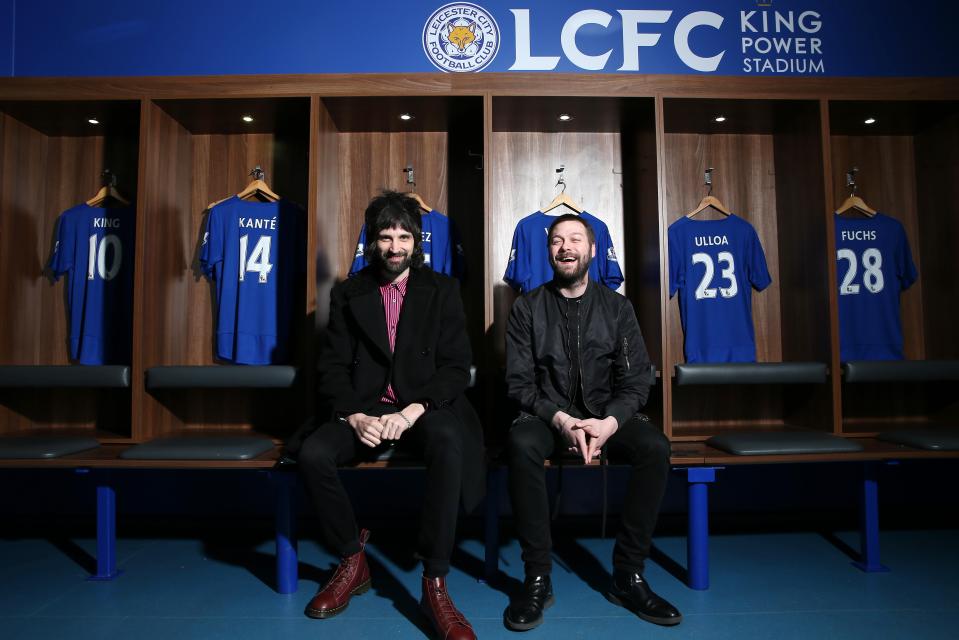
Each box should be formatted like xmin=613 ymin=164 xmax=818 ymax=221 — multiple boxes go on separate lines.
xmin=363 ymin=190 xmax=425 ymax=268
xmin=547 ymin=213 xmax=595 ymax=247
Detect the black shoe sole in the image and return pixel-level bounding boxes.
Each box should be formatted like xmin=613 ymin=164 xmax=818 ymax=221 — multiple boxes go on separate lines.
xmin=605 ymin=591 xmax=682 ymax=626
xmin=504 ymin=594 xmax=555 ymax=631
xmin=304 ymin=578 xmax=372 ymax=619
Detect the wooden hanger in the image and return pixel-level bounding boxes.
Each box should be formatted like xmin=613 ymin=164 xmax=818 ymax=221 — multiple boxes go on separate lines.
xmin=685 ymin=168 xmax=730 ymax=218
xmin=835 ymin=195 xmax=876 ymax=217
xmin=835 ymin=167 xmax=876 ymax=217
xmin=207 ymin=166 xmax=280 ymax=210
xmin=543 ymin=165 xmax=583 ymax=214
xmin=685 ymin=194 xmax=731 ymax=218
xmin=408 ymin=192 xmax=431 ymax=212
xmin=543 ymin=189 xmax=584 ymax=214
xmin=86 ymin=170 xmax=130 ymax=207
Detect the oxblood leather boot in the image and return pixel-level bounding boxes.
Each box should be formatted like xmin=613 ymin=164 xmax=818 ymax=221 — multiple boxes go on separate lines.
xmin=304 ymin=529 xmax=371 ymax=619
xmin=420 ymin=576 xmax=476 ymax=640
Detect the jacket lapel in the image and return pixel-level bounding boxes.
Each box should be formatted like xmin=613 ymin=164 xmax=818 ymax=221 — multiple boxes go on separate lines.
xmin=348 ymin=273 xmax=392 ymax=359
xmin=394 ymin=269 xmax=435 ymax=357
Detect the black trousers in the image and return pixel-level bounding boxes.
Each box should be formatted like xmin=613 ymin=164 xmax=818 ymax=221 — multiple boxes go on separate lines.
xmin=506 ymin=415 xmax=671 ymax=576
xmin=297 ymin=404 xmax=464 ymax=578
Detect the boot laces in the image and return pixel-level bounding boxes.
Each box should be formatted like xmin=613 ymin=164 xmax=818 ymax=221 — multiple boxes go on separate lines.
xmin=430 ymin=583 xmax=470 ymax=627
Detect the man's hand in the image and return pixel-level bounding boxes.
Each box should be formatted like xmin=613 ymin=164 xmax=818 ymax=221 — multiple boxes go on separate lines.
xmin=380 ymin=403 xmax=426 ymax=441
xmin=573 ymin=417 xmax=619 ymax=463
xmin=552 ymin=410 xmax=589 ymax=463
xmin=346 ymin=413 xmax=384 ymax=448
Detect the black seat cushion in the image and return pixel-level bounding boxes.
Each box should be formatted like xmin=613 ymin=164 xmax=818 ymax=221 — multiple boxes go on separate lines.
xmin=676 ymin=362 xmax=827 ymax=386
xmin=0 ymin=436 xmax=100 ymax=459
xmin=878 ymin=428 xmax=959 ymax=452
xmin=146 ymin=366 xmax=297 ymax=389
xmin=843 ymin=360 xmax=959 ymax=383
xmin=0 ymin=366 xmax=129 ymax=388
xmin=120 ymin=436 xmax=275 ymax=460
xmin=707 ymin=431 xmax=864 ymax=456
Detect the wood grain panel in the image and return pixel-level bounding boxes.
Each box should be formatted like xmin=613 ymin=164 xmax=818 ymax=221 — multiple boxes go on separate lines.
xmin=662 ymin=132 xmax=783 ymax=369
xmin=914 ymin=112 xmax=959 ymax=359
xmin=3 ymin=75 xmax=959 ymax=102
xmin=829 ymin=135 xmax=924 ymax=360
xmin=489 ymin=131 xmax=627 ymax=363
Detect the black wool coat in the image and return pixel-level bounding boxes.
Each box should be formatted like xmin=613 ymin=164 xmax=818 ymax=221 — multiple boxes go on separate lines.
xmin=288 ymin=266 xmax=485 ymax=513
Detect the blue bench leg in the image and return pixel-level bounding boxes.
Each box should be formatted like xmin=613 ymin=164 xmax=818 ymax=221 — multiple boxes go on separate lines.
xmin=89 ymin=474 xmax=122 ymax=581
xmin=853 ymin=461 xmax=889 ymax=573
xmin=274 ymin=472 xmax=298 ymax=594
xmin=483 ymin=467 xmax=504 ymax=582
xmin=686 ymin=467 xmax=716 ymax=590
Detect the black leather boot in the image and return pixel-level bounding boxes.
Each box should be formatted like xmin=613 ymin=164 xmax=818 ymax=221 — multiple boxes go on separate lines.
xmin=606 ymin=570 xmax=682 ymax=626
xmin=504 ymin=575 xmax=554 ymax=631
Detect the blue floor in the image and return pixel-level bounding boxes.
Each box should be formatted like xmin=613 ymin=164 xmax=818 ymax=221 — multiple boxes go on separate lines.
xmin=1 ymin=528 xmax=957 ymax=639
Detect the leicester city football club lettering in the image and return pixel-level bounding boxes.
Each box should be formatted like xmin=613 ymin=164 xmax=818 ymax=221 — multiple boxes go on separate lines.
xmin=5 ymin=2 xmax=956 ymax=78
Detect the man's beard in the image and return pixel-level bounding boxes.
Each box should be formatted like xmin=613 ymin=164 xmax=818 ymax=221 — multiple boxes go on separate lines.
xmin=375 ymin=249 xmax=412 ymax=274
xmin=551 ymin=253 xmax=590 ymax=286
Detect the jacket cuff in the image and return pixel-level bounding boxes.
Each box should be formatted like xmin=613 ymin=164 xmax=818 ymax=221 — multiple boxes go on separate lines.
xmin=605 ymin=402 xmax=633 ymax=429
xmin=534 ymin=399 xmax=562 ymax=425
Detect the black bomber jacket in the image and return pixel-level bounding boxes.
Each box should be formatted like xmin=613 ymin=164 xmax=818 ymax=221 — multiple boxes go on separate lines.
xmin=505 ymin=279 xmax=654 ymax=427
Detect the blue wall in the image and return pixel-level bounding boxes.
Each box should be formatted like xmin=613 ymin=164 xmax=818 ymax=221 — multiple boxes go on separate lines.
xmin=3 ymin=1 xmax=957 ymax=77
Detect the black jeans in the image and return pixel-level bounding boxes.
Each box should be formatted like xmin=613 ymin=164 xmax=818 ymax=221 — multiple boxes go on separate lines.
xmin=506 ymin=414 xmax=671 ymax=576
xmin=297 ymin=403 xmax=464 ymax=578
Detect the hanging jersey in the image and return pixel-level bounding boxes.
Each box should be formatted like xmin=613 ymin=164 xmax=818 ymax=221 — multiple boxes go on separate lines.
xmin=199 ymin=197 xmax=305 ymax=365
xmin=835 ymin=213 xmax=918 ymax=361
xmin=349 ymin=209 xmax=465 ymax=280
xmin=668 ymin=214 xmax=772 ymax=363
xmin=503 ymin=210 xmax=624 ymax=293
xmin=48 ymin=203 xmax=136 ymax=365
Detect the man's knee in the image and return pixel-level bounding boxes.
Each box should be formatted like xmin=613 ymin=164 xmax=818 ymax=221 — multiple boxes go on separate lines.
xmin=298 ymin=427 xmax=342 ymax=474
xmin=417 ymin=413 xmax=465 ymax=456
xmin=506 ymin=418 xmax=551 ymax=466
xmin=630 ymin=422 xmax=671 ymax=465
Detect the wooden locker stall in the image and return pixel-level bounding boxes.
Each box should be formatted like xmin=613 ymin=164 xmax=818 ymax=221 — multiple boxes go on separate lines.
xmin=828 ymin=100 xmax=959 ymax=437
xmin=312 ymin=94 xmax=485 ymax=349
xmin=661 ymin=98 xmax=832 ymax=441
xmin=134 ymin=96 xmax=312 ymax=442
xmin=0 ymin=99 xmax=140 ymax=441
xmin=487 ymin=95 xmax=661 ymax=429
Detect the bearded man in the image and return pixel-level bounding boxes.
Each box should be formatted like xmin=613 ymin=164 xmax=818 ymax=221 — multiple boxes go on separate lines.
xmin=293 ymin=190 xmax=484 ymax=640
xmin=503 ymin=214 xmax=681 ymax=631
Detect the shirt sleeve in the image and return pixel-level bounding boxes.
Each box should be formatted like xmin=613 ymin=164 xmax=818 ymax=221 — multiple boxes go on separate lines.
xmin=47 ymin=212 xmax=74 ymax=280
xmin=199 ymin=207 xmax=223 ymax=279
xmin=348 ymin=223 xmax=368 ymax=277
xmin=503 ymin=221 xmax=527 ymax=292
xmin=597 ymin=225 xmax=624 ymax=290
xmin=667 ymin=224 xmax=683 ymax=298
xmin=897 ymin=223 xmax=919 ymax=290
xmin=449 ymin=216 xmax=467 ymax=282
xmin=748 ymin=225 xmax=772 ymax=291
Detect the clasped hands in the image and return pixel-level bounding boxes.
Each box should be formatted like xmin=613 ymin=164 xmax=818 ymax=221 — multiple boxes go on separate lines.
xmin=552 ymin=410 xmax=618 ymax=464
xmin=346 ymin=403 xmax=426 ymax=447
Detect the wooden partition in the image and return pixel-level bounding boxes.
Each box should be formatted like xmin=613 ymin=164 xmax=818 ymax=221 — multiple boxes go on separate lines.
xmin=662 ymin=98 xmax=832 ymax=440
xmin=0 ymin=100 xmax=140 ymax=440
xmin=829 ymin=100 xmax=959 ymax=436
xmin=135 ymin=97 xmax=311 ymax=441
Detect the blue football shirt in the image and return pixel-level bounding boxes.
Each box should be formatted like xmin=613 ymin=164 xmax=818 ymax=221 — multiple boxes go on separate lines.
xmin=835 ymin=213 xmax=918 ymax=361
xmin=349 ymin=209 xmax=465 ymax=279
xmin=48 ymin=203 xmax=136 ymax=365
xmin=668 ymin=214 xmax=772 ymax=363
xmin=503 ymin=210 xmax=624 ymax=293
xmin=199 ymin=197 xmax=305 ymax=365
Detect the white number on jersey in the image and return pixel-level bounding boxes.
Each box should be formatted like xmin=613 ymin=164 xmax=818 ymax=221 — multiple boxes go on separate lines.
xmin=87 ymin=234 xmax=122 ymax=281
xmin=692 ymin=251 xmax=737 ymax=300
xmin=239 ymin=234 xmax=274 ymax=283
xmin=838 ymin=248 xmax=884 ymax=295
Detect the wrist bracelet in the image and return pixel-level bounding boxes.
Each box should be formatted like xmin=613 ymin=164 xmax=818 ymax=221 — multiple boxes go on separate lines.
xmin=398 ymin=413 xmax=413 ymax=429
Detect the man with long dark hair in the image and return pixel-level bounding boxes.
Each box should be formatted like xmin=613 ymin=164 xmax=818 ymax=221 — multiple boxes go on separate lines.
xmin=503 ymin=214 xmax=681 ymax=631
xmin=293 ymin=190 xmax=484 ymax=639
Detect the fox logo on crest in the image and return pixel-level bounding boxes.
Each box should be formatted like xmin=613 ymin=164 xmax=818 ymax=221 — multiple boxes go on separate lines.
xmin=447 ymin=21 xmax=478 ymax=53
xmin=423 ymin=3 xmax=500 ymax=72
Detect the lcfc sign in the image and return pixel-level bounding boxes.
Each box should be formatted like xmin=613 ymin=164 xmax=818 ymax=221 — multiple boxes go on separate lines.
xmin=423 ymin=3 xmax=500 ymax=72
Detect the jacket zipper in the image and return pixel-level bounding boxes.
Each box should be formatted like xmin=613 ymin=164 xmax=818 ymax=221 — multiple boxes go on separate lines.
xmin=623 ymin=337 xmax=630 ymax=371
